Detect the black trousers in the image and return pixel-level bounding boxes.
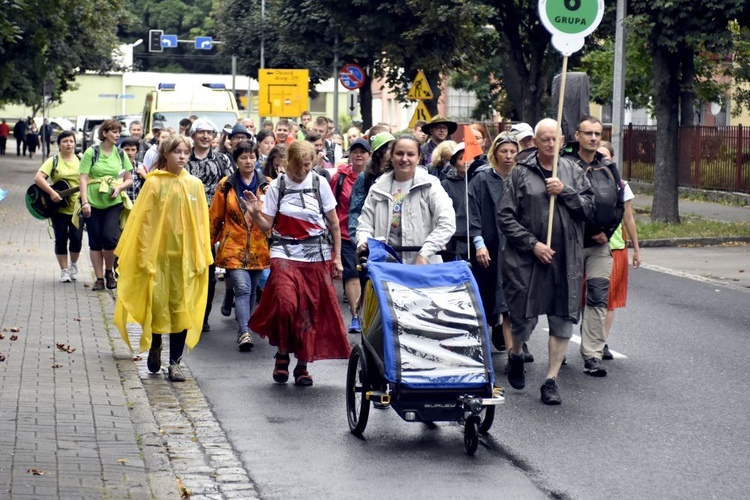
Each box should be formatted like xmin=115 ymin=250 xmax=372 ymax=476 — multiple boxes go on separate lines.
xmin=151 ymin=330 xmax=187 ymax=365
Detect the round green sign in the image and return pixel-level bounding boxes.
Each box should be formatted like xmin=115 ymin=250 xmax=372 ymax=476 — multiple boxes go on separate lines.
xmin=546 ymin=0 xmax=599 ymax=35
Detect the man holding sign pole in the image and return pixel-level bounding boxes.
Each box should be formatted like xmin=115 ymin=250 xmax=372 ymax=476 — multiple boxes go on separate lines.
xmin=499 ymin=119 xmax=594 ymax=405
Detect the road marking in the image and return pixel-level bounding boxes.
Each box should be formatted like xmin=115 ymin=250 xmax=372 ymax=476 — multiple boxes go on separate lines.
xmin=543 ymin=329 xmax=628 ymax=359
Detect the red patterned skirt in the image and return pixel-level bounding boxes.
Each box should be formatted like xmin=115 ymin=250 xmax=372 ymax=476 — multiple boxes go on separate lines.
xmin=607 ymin=248 xmax=629 ymax=310
xmin=249 ymin=258 xmax=350 ymax=362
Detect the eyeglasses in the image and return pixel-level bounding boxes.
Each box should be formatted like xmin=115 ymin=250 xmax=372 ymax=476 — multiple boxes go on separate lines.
xmin=577 ymin=130 xmax=602 ymax=137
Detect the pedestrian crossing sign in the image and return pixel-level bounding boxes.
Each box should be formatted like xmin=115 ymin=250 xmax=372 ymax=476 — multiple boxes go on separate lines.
xmin=407 ymin=70 xmax=433 ymax=100
xmin=408 ymin=101 xmax=432 ymax=128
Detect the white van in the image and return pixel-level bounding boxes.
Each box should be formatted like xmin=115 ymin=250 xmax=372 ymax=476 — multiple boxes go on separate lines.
xmin=141 ymin=83 xmax=240 ymax=135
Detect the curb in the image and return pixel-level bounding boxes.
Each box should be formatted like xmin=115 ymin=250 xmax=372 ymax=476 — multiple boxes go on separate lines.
xmin=639 ymin=236 xmax=750 ymax=248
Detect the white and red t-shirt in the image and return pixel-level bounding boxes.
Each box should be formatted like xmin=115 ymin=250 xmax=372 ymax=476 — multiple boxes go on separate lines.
xmin=262 ymin=173 xmax=337 ymax=262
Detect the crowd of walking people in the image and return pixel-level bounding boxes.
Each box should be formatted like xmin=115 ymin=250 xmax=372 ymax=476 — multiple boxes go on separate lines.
xmin=26 ymin=110 xmax=639 ymax=403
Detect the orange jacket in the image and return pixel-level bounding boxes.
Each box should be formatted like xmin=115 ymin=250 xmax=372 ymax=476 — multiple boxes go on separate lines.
xmin=209 ymin=173 xmax=270 ymax=270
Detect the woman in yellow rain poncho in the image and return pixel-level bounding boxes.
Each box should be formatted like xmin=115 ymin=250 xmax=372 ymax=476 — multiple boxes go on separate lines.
xmin=114 ymin=135 xmax=213 ymax=382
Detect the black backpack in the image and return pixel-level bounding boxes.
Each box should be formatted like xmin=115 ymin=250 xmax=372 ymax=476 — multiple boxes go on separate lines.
xmin=585 ymin=164 xmax=620 ymax=229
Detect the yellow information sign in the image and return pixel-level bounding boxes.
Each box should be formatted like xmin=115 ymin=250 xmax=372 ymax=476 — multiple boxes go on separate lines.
xmin=408 ymin=101 xmax=432 ymax=129
xmin=407 ymin=70 xmax=433 ymax=100
xmin=258 ymin=69 xmax=309 ymax=117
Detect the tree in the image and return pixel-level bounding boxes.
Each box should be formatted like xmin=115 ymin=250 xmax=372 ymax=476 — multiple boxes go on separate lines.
xmin=0 ymin=0 xmax=127 ymax=113
xmin=629 ymin=0 xmax=743 ymax=223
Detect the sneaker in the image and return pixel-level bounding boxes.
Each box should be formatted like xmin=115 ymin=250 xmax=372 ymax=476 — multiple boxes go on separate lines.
xmin=522 ymin=342 xmax=534 ymax=363
xmin=168 ymin=363 xmax=186 ymax=382
xmin=540 ymin=378 xmax=562 ymax=405
xmin=348 ymin=317 xmax=361 ymax=334
xmin=491 ymin=325 xmax=505 ymax=352
xmin=60 ymin=268 xmax=72 ymax=283
xmin=238 ymin=332 xmax=254 ymax=352
xmin=506 ymin=351 xmax=526 ymax=390
xmin=603 ymin=344 xmax=613 ymax=360
xmin=92 ymin=278 xmax=105 ymax=291
xmin=584 ymin=357 xmax=608 ymax=377
xmin=147 ymin=344 xmax=162 ymax=373
xmin=69 ymin=263 xmax=79 ymax=281
xmin=105 ymin=270 xmax=117 ymax=289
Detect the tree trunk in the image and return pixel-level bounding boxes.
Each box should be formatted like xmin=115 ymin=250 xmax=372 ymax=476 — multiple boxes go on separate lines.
xmin=361 ymin=67 xmax=373 ymax=130
xmin=423 ymin=68 xmax=442 ymax=117
xmin=679 ymin=44 xmax=695 ymax=126
xmin=651 ymin=45 xmax=681 ymax=224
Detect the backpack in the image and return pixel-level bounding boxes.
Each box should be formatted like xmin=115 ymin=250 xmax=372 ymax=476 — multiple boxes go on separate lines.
xmin=51 ymin=153 xmax=82 ymax=179
xmin=334 ymin=171 xmax=347 ymax=203
xmin=91 ymin=145 xmax=126 ymax=168
xmin=585 ymin=164 xmax=620 ymax=229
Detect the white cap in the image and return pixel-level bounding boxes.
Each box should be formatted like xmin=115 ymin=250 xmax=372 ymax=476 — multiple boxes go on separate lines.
xmin=510 ymin=122 xmax=534 ymax=140
xmin=190 ymin=118 xmax=218 ymax=135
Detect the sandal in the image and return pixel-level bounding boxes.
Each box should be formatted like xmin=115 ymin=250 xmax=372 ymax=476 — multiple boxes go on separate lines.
xmin=273 ymin=353 xmax=290 ymax=384
xmin=293 ymin=364 xmax=313 ymax=387
xmin=105 ymin=270 xmax=117 ymax=289
xmin=92 ymin=278 xmax=105 ymax=291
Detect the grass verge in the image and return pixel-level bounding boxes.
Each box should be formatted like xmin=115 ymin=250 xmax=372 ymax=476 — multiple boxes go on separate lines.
xmin=635 ymin=216 xmax=750 ymax=240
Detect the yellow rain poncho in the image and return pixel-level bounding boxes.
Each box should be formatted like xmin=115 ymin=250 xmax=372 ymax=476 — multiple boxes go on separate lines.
xmin=114 ymin=168 xmax=213 ymax=353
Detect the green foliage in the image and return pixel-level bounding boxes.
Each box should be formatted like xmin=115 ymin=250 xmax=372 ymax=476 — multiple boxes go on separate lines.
xmin=0 ymin=0 xmax=127 ymax=110
xmin=729 ymin=21 xmax=750 ymax=116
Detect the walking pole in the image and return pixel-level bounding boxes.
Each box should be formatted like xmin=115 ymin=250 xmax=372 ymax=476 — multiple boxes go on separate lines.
xmin=545 ymin=55 xmax=568 ymax=248
xmin=464 ymin=164 xmax=470 ymax=261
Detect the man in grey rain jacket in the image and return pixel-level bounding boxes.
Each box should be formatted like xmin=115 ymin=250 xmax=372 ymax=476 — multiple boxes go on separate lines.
xmin=499 ymin=119 xmax=595 ymax=405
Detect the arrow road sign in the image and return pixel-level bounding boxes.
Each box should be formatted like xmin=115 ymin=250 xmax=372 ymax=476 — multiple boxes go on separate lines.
xmin=195 ymin=37 xmax=212 ymax=50
xmin=347 ymin=90 xmax=359 ymax=117
xmin=161 ymin=35 xmax=178 ymax=48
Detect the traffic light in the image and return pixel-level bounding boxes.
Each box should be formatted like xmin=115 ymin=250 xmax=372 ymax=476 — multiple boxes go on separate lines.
xmin=149 ymin=30 xmax=164 ymax=53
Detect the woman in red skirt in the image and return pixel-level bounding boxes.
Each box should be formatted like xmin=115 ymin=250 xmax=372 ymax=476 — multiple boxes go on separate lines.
xmin=242 ymin=140 xmax=350 ymax=386
xmin=598 ymin=142 xmax=641 ymax=359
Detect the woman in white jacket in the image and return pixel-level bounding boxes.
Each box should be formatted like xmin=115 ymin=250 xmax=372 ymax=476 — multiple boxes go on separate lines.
xmin=356 ymin=135 xmax=456 ymax=264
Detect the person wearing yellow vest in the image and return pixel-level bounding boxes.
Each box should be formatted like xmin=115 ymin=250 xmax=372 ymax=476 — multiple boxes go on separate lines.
xmin=79 ymin=119 xmax=133 ymax=291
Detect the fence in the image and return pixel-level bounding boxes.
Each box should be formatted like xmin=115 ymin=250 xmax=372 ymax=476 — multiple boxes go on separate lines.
xmin=481 ymin=122 xmax=750 ymax=193
xmin=623 ymin=124 xmax=750 ymax=193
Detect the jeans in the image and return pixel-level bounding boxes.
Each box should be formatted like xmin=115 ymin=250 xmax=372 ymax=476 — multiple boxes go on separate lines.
xmin=228 ymin=269 xmax=262 ymax=334
xmin=258 ymin=267 xmax=270 ymax=289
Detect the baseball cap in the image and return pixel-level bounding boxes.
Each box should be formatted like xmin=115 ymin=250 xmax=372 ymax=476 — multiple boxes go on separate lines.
xmin=510 ymin=122 xmax=533 ymax=140
xmin=190 ymin=118 xmax=218 ymax=135
xmin=348 ymin=138 xmax=372 ymax=153
xmin=151 ymin=120 xmax=166 ymax=131
xmin=450 ymin=142 xmax=465 ymax=163
xmin=370 ymin=132 xmax=395 ymax=153
xmin=229 ymin=123 xmax=251 ymax=139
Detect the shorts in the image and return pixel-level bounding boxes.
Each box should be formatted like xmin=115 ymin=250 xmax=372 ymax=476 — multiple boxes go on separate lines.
xmin=341 ymin=239 xmax=358 ymax=282
xmin=511 ymin=315 xmax=574 ymax=343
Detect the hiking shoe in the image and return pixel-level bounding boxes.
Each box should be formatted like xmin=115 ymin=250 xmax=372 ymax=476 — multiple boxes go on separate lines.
xmin=92 ymin=278 xmax=105 ymax=291
xmin=603 ymin=344 xmax=613 ymax=360
xmin=220 ymin=296 xmax=233 ymax=317
xmin=491 ymin=325 xmax=505 ymax=352
xmin=69 ymin=263 xmax=79 ymax=281
xmin=238 ymin=332 xmax=254 ymax=352
xmin=168 ymin=363 xmax=186 ymax=382
xmin=506 ymin=351 xmax=526 ymax=390
xmin=348 ymin=317 xmax=361 ymax=334
xmin=202 ymin=321 xmax=210 ymax=332
xmin=584 ymin=357 xmax=607 ymax=377
xmin=522 ymin=342 xmax=534 ymax=363
xmin=60 ymin=268 xmax=72 ymax=283
xmin=147 ymin=345 xmax=162 ymax=373
xmin=540 ymin=378 xmax=562 ymax=405
xmin=105 ymin=270 xmax=117 ymax=289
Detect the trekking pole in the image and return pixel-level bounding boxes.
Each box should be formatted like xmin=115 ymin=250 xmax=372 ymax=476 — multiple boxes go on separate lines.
xmin=546 ymin=55 xmax=568 ymax=248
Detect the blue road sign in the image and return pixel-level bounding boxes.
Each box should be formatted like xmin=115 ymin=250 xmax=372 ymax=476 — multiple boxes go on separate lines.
xmin=161 ymin=35 xmax=178 ymax=48
xmin=195 ymin=37 xmax=212 ymax=50
xmin=339 ymin=64 xmax=365 ymax=90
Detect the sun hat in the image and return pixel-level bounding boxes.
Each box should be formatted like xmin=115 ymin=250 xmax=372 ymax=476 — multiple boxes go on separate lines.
xmin=229 ymin=123 xmax=251 ymax=139
xmin=421 ymin=115 xmax=458 ymax=136
xmin=370 ymin=132 xmax=396 ymax=153
xmin=450 ymin=142 xmax=465 ymax=164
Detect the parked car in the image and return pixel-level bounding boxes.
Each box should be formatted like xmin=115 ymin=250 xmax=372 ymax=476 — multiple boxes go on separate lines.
xmin=32 ymin=117 xmax=76 ymax=144
xmin=75 ymin=115 xmax=109 ymax=153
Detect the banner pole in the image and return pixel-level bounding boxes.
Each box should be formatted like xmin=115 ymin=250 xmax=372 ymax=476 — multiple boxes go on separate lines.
xmin=546 ymin=54 xmax=569 ymax=248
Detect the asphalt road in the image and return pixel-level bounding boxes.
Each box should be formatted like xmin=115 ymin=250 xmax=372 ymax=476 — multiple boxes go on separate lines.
xmin=187 ymin=261 xmax=750 ymax=500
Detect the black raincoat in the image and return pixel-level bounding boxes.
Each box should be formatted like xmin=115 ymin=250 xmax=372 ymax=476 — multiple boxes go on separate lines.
xmin=498 ymin=151 xmax=594 ymax=322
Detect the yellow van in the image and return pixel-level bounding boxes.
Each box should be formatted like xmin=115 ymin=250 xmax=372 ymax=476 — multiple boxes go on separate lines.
xmin=141 ymin=83 xmax=240 ymax=135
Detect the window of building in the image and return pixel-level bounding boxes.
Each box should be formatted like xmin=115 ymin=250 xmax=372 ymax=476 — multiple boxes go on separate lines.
xmin=446 ymin=87 xmax=478 ymax=121
xmin=309 ymin=93 xmax=327 ymax=113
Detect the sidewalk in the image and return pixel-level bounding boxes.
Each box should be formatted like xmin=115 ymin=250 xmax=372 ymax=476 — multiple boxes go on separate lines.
xmin=0 ymin=152 xmax=258 ymax=499
xmin=631 ymin=193 xmax=750 ymax=223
